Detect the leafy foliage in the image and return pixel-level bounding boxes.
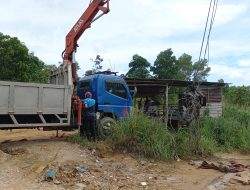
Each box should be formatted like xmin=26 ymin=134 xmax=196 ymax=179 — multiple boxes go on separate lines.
xmin=177 ymin=53 xmax=193 ymax=81
xmin=126 ymin=54 xmax=151 ymax=78
xmin=200 ymin=103 xmax=250 ymax=153
xmin=218 ymin=78 xmax=224 ymax=83
xmin=92 ymin=55 xmax=103 ymax=72
xmin=0 ymin=33 xmax=50 ymax=83
xmin=150 ymin=49 xmax=211 ymax=81
xmin=225 ymin=86 xmax=250 ymax=106
xmin=192 ymin=59 xmax=211 ymax=82
xmin=85 ymin=55 xmax=104 ymax=75
xmin=151 ymin=48 xmax=178 ymax=79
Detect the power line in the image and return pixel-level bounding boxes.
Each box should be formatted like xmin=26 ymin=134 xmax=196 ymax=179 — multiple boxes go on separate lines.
xmin=198 ymin=0 xmax=219 ymax=62
xmin=199 ymin=0 xmax=213 ymax=62
xmin=204 ymin=0 xmax=219 ymax=62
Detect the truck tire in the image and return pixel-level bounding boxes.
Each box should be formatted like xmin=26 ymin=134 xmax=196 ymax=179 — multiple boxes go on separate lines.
xmin=98 ymin=117 xmax=115 ymax=139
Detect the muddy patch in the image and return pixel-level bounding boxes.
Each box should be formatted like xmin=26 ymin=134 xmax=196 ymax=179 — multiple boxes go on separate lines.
xmin=1 ymin=147 xmax=27 ymax=156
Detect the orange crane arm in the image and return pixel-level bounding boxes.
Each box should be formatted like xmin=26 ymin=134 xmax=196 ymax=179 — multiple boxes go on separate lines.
xmin=62 ymin=0 xmax=110 ymax=82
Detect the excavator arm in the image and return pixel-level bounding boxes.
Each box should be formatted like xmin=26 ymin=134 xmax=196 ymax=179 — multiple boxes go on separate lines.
xmin=62 ymin=0 xmax=110 ymax=83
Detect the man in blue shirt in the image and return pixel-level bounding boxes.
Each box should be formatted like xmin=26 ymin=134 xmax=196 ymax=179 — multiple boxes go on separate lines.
xmin=82 ymin=91 xmax=96 ymax=141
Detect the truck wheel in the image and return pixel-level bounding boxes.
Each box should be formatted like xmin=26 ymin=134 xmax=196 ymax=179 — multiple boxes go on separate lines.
xmin=98 ymin=117 xmax=115 ymax=139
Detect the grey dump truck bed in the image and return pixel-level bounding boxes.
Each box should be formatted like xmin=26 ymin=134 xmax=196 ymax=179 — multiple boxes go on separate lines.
xmin=0 ymin=68 xmax=73 ymax=129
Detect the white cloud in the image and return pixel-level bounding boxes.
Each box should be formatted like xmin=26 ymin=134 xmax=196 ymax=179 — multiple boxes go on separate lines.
xmin=207 ymin=40 xmax=250 ymax=58
xmin=215 ymin=4 xmax=247 ymax=25
xmin=210 ymin=63 xmax=250 ymax=84
xmin=238 ymin=59 xmax=250 ymax=67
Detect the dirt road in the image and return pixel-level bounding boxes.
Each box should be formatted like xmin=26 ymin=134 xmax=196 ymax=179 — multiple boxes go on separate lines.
xmin=0 ymin=129 xmax=249 ymax=190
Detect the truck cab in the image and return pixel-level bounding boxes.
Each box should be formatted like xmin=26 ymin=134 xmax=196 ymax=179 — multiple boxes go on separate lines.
xmin=77 ymin=72 xmax=132 ymax=132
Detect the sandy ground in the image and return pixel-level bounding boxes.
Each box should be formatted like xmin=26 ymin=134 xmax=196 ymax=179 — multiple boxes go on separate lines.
xmin=0 ymin=129 xmax=249 ymax=190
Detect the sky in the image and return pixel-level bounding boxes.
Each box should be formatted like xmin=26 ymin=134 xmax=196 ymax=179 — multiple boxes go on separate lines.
xmin=1 ymin=0 xmax=250 ymax=86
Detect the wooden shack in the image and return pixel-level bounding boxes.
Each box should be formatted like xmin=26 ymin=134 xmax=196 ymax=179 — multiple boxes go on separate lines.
xmin=125 ymin=78 xmax=225 ymax=118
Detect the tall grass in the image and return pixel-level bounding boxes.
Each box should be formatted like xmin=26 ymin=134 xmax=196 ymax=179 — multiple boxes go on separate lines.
xmin=110 ymin=112 xmax=177 ymax=160
xmin=109 ymin=102 xmax=250 ymax=160
xmin=200 ymin=103 xmax=250 ymax=153
xmin=70 ymin=100 xmax=250 ymax=160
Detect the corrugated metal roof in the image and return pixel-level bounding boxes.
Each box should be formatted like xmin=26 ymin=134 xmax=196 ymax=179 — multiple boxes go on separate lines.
xmin=125 ymin=78 xmax=226 ymax=87
xmin=125 ymin=78 xmax=226 ymax=96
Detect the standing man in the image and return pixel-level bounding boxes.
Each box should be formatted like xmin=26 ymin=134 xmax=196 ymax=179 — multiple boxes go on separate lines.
xmin=82 ymin=91 xmax=97 ymax=141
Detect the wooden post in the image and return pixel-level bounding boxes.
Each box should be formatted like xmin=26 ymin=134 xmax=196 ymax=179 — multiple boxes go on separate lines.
xmin=164 ymin=85 xmax=168 ymax=127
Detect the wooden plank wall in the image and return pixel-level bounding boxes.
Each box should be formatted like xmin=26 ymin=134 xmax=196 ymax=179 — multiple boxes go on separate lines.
xmin=201 ymin=87 xmax=223 ymax=117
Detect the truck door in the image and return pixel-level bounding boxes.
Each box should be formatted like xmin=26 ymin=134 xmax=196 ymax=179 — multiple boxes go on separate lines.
xmin=100 ymin=79 xmax=131 ymax=119
xmin=77 ymin=80 xmax=92 ymax=100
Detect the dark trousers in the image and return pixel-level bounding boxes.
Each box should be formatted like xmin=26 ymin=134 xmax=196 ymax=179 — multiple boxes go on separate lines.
xmin=82 ymin=116 xmax=96 ymax=141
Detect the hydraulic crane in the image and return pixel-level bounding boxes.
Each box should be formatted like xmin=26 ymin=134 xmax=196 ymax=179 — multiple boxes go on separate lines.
xmin=61 ymin=0 xmax=110 ymax=129
xmin=62 ymin=0 xmax=110 ymax=85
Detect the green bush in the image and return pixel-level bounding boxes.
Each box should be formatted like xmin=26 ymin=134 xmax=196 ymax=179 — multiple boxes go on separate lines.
xmin=225 ymin=86 xmax=250 ymax=106
xmin=200 ymin=103 xmax=250 ymax=153
xmin=174 ymin=125 xmax=217 ymax=158
xmin=110 ymin=112 xmax=177 ymax=160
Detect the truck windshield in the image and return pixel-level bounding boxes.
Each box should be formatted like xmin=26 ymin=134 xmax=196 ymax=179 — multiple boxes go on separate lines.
xmin=105 ymin=80 xmax=128 ymax=99
xmin=79 ymin=80 xmax=90 ymax=90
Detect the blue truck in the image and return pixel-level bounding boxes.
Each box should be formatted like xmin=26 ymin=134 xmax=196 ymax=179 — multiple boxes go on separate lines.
xmin=77 ymin=71 xmax=133 ymax=136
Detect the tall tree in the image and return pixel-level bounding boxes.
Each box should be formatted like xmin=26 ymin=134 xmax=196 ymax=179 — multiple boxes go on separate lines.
xmin=177 ymin=53 xmax=193 ymax=81
xmin=192 ymin=59 xmax=211 ymax=82
xmin=126 ymin=54 xmax=151 ymax=78
xmin=0 ymin=33 xmax=50 ymax=83
xmin=90 ymin=54 xmax=103 ymax=72
xmin=150 ymin=49 xmax=211 ymax=82
xmin=151 ymin=49 xmax=177 ymax=79
xmin=218 ymin=78 xmax=224 ymax=83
